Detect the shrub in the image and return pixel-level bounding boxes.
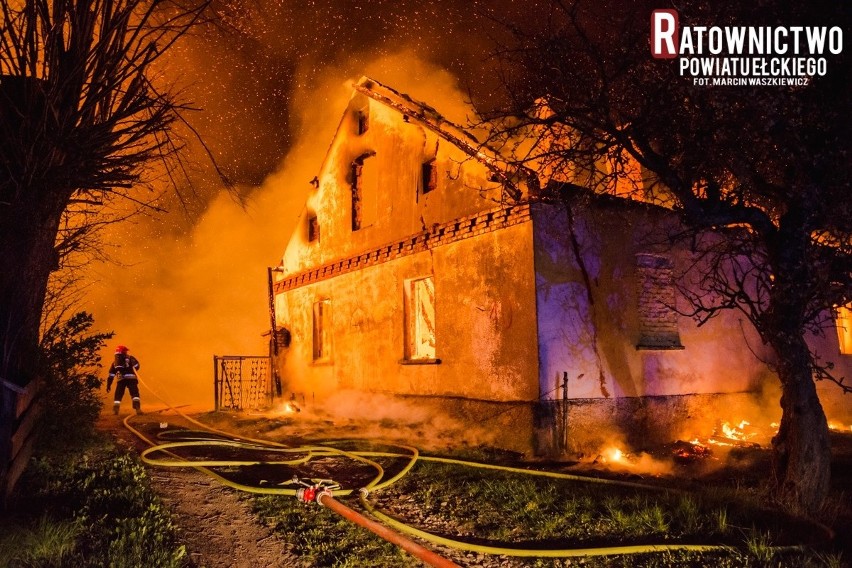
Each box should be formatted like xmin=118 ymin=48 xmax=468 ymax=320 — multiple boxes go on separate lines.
xmin=38 ymin=311 xmax=113 ymax=450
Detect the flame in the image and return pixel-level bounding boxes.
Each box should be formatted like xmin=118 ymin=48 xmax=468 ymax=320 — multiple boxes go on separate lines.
xmin=828 ymin=421 xmax=852 ymax=432
xmin=603 ymin=447 xmax=623 ymax=463
xmin=720 ymin=420 xmax=751 ymax=440
xmin=273 ymin=401 xmax=299 ymax=415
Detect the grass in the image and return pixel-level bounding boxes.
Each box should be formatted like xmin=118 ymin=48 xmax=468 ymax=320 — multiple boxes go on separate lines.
xmin=247 ymin=456 xmax=847 ymax=567
xmin=0 ymin=515 xmax=81 ymax=567
xmin=252 ymin=493 xmax=415 ymax=567
xmin=1 ymin=436 xmax=187 ymax=568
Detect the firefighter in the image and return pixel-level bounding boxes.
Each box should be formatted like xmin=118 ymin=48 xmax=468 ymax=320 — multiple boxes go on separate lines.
xmin=106 ymin=345 xmax=142 ymax=415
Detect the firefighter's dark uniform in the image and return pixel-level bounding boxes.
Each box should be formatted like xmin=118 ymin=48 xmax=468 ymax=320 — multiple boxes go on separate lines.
xmin=107 ymin=351 xmax=142 ymax=415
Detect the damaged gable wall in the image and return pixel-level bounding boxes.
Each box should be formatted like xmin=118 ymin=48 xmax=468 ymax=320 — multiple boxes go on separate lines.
xmin=273 ymin=81 xmax=543 ymax=451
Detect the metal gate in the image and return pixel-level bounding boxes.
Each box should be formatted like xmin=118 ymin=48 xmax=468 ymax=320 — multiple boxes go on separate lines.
xmin=213 ymin=356 xmax=273 ymax=411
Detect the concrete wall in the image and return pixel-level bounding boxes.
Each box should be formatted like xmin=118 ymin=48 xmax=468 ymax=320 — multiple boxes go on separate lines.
xmin=277 ymin=220 xmax=538 ymax=402
xmin=532 ymin=199 xmax=769 ymax=402
xmin=273 ymin=88 xmax=543 ymax=453
xmin=810 ymin=323 xmax=852 ymax=425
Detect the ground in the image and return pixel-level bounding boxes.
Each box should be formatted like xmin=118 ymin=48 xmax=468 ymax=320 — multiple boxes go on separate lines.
xmin=98 ymin=410 xmax=305 ymax=568
xmin=97 ymin=405 xmax=852 ymax=568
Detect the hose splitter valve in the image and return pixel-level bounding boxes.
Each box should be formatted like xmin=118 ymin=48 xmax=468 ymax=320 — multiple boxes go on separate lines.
xmin=291 ymin=477 xmax=339 ymax=504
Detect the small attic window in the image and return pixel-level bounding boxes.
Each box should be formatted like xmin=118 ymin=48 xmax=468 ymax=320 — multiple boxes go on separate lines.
xmin=307 ymin=215 xmax=319 ymax=242
xmin=356 ymin=107 xmax=369 ymax=135
xmin=421 ymin=159 xmax=438 ymax=195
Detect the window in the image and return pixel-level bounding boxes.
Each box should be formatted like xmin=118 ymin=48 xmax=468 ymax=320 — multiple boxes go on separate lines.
xmin=421 ymin=159 xmax=437 ymax=195
xmin=635 ymin=254 xmax=683 ymax=349
xmin=307 ymin=215 xmax=319 ymax=242
xmin=836 ymin=305 xmax=852 ymax=355
xmin=350 ymin=152 xmax=376 ymax=231
xmin=312 ymin=299 xmax=332 ymax=362
xmin=356 ymin=108 xmax=369 ymax=135
xmin=405 ymin=277 xmax=436 ymax=361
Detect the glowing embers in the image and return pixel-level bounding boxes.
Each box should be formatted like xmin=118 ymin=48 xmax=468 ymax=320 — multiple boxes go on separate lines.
xmin=674 ymin=439 xmax=713 ymax=463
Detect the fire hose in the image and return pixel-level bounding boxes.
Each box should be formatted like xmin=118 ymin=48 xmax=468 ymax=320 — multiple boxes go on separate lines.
xmin=124 ymin=373 xmax=817 ymax=565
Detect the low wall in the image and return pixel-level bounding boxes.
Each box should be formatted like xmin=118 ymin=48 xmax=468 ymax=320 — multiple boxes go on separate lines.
xmin=534 ymin=391 xmax=773 ymax=457
xmin=297 ymin=390 xmax=770 ymax=459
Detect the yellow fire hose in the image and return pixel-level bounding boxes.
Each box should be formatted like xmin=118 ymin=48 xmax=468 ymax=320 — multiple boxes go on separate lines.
xmin=123 ymin=373 xmax=813 ymax=563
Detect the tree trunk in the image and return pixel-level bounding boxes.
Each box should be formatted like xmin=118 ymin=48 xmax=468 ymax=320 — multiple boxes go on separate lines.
xmin=765 ymin=219 xmax=832 ymax=515
xmin=0 ymin=199 xmax=63 ymax=385
xmin=769 ymin=326 xmax=830 ymax=515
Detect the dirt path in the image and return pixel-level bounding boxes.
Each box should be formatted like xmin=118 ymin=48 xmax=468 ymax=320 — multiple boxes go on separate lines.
xmin=99 ymin=410 xmax=304 ymax=568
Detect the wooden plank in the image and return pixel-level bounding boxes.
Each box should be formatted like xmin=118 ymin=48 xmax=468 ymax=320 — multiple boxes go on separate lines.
xmin=4 ymin=431 xmax=35 ymax=501
xmin=14 ymin=379 xmax=40 ymax=420
xmin=10 ymin=401 xmax=40 ymax=461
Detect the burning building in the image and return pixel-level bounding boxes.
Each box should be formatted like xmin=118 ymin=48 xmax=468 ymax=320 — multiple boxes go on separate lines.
xmin=269 ymin=76 xmax=852 ymax=457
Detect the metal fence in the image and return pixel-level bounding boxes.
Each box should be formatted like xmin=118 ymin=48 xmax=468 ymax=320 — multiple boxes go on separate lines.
xmin=213 ymin=356 xmax=273 ymax=411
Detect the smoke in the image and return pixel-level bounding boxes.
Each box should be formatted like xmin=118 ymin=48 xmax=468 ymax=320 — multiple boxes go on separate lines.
xmin=83 ymin=49 xmax=478 ymax=411
xmin=264 ymin=390 xmax=501 ymax=453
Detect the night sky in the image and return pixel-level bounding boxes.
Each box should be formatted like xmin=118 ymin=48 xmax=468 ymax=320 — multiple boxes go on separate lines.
xmin=171 ymin=0 xmax=539 ymax=189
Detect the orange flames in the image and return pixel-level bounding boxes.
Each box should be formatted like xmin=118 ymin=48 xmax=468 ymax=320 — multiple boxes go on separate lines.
xmin=272 ymin=401 xmax=300 ymax=415
xmin=601 ymin=447 xmax=624 ymax=463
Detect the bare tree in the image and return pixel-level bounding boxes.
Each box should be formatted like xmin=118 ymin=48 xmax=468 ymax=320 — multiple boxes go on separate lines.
xmin=479 ymin=0 xmax=851 ymax=514
xmin=0 ymin=0 xmax=208 ymax=388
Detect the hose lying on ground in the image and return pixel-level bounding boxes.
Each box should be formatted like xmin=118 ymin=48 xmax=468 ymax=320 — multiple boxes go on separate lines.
xmin=123 ymin=375 xmax=815 ymax=561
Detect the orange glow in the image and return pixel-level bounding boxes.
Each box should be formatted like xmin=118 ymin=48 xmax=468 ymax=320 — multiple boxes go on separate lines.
xmin=720 ymin=420 xmax=750 ymax=440
xmin=602 ymin=447 xmax=624 ymax=463
xmin=272 ymin=401 xmax=300 ymax=415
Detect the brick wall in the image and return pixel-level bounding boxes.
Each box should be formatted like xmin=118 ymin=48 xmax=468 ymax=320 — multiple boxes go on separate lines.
xmin=636 ymin=253 xmax=683 ymax=349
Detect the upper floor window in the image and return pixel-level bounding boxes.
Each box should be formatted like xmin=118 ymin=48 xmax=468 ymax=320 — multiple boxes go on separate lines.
xmin=635 ymin=254 xmax=683 ymax=350
xmin=421 ymin=159 xmax=438 ymax=195
xmin=350 ymin=152 xmax=376 ymax=231
xmin=307 ymin=215 xmax=319 ymax=242
xmin=356 ymin=107 xmax=369 ymax=135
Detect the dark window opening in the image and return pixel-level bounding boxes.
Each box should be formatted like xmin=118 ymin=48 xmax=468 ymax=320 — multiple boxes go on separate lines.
xmin=357 ymin=108 xmax=369 ymax=135
xmin=350 ymin=152 xmax=375 ymax=231
xmin=421 ymin=159 xmax=438 ymax=195
xmin=307 ymin=215 xmax=319 ymax=242
xmin=351 ymin=160 xmax=363 ymax=231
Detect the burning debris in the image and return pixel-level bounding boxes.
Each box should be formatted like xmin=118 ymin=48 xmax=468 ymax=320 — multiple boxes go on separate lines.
xmin=706 ymin=420 xmax=762 ymax=448
xmin=586 ymin=446 xmax=675 ymax=476
xmin=670 ymin=440 xmax=714 ymax=464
